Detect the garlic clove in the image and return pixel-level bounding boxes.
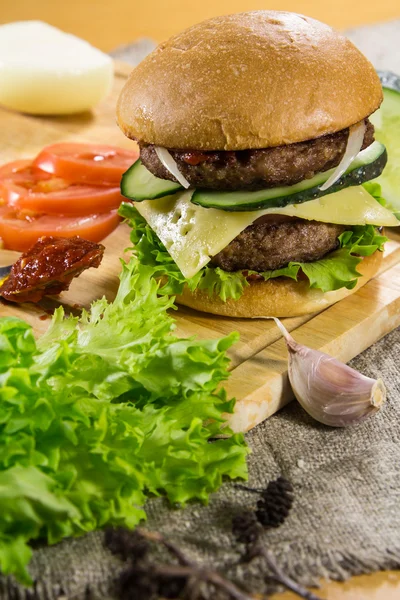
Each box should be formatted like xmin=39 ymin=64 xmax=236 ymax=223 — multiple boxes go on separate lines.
xmin=273 ymin=318 xmax=386 ymax=427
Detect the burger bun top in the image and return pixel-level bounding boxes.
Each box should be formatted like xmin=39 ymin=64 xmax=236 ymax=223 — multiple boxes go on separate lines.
xmin=117 ymin=11 xmax=383 ymax=151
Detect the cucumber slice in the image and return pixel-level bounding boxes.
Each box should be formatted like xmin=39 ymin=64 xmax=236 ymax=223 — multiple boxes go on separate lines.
xmin=370 ymin=71 xmax=400 ymax=214
xmin=121 ymin=159 xmax=182 ymax=201
xmin=191 ymin=141 xmax=387 ymax=211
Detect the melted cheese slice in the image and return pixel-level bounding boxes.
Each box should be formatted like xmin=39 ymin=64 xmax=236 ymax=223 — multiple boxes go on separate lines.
xmin=135 ymin=186 xmax=398 ymax=278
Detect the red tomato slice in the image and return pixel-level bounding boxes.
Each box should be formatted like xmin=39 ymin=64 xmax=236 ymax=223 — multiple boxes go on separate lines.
xmin=33 ymin=143 xmax=138 ymax=185
xmin=0 ymin=159 xmax=52 ymax=183
xmin=0 ymin=159 xmax=31 ymax=177
xmin=0 ymin=207 xmax=120 ymax=252
xmin=1 ymin=178 xmax=124 ymax=216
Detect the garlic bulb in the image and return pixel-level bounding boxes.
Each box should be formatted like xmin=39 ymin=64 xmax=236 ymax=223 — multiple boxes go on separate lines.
xmin=274 ymin=318 xmax=386 ymax=427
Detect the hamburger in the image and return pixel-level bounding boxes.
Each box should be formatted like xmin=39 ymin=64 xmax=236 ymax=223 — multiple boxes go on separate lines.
xmin=117 ymin=11 xmax=398 ymax=317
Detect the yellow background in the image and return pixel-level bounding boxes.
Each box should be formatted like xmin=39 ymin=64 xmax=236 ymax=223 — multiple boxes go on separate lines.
xmin=1 ymin=0 xmax=400 ymax=51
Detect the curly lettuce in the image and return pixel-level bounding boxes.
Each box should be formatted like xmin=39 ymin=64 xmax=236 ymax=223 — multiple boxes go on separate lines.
xmin=119 ymin=200 xmax=387 ymax=301
xmin=0 ymin=259 xmax=248 ymax=585
xmin=363 ymin=181 xmax=400 ymax=220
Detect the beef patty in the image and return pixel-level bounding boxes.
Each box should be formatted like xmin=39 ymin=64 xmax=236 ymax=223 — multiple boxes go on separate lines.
xmin=140 ymin=119 xmax=374 ymax=191
xmin=210 ymin=217 xmax=346 ymax=272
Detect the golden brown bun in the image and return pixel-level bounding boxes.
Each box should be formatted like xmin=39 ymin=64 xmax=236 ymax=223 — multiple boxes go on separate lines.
xmin=117 ymin=11 xmax=382 ymax=151
xmin=175 ymin=251 xmax=383 ymax=318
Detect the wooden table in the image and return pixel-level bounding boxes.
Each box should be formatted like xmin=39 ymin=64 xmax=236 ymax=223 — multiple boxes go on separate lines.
xmin=1 ymin=2 xmax=400 ymax=599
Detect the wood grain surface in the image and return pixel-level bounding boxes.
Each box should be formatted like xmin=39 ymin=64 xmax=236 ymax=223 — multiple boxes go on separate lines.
xmin=270 ymin=570 xmax=400 ymax=599
xmin=1 ymin=61 xmax=399 ymax=598
xmin=1 ymin=0 xmax=400 ymax=51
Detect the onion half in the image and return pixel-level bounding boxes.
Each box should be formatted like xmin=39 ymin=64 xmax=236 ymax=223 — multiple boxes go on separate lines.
xmin=155 ymin=147 xmax=190 ymax=189
xmin=319 ymin=121 xmax=366 ymax=192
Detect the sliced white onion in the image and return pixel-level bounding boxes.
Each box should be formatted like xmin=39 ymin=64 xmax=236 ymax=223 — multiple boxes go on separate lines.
xmin=155 ymin=146 xmax=191 ymax=189
xmin=319 ymin=121 xmax=366 ymax=192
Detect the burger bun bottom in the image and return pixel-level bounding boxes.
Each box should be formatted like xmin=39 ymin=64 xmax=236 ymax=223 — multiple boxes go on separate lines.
xmin=175 ymin=251 xmax=383 ymax=318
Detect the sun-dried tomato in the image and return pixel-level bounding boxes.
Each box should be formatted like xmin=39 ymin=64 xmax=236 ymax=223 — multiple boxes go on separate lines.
xmin=0 ymin=236 xmax=104 ymax=303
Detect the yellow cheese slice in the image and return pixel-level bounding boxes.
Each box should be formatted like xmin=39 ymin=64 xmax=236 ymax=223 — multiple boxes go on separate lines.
xmin=135 ymin=186 xmax=398 ymax=279
xmin=135 ymin=191 xmax=254 ymax=278
xmin=276 ymin=186 xmax=398 ymax=225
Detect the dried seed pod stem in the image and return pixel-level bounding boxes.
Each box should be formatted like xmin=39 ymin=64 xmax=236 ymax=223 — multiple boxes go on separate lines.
xmin=259 ymin=546 xmax=324 ymax=600
xmin=107 ymin=527 xmax=255 ymax=600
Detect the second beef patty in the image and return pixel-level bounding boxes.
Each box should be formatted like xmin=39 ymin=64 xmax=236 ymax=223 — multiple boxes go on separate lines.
xmin=210 ymin=217 xmax=346 ymax=272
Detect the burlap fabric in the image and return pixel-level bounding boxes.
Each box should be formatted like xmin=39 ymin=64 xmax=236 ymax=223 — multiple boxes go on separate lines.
xmin=2 ymin=326 xmax=399 ymax=599
xmin=1 ymin=19 xmax=400 ymax=600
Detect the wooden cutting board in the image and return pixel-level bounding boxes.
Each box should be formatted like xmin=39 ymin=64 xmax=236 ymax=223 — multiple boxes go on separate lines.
xmin=1 ymin=61 xmax=400 ymax=433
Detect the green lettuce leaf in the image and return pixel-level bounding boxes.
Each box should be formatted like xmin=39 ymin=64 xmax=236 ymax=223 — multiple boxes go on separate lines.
xmin=120 ymin=202 xmax=387 ymax=299
xmin=363 ymin=181 xmax=400 ymax=220
xmin=0 ymin=259 xmax=248 ymax=584
xmin=362 ymin=181 xmax=387 ymax=207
